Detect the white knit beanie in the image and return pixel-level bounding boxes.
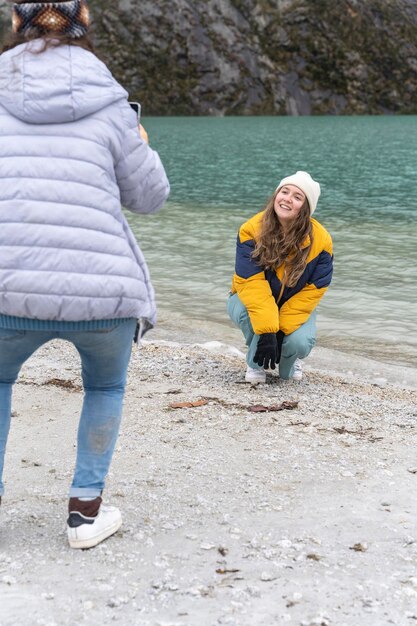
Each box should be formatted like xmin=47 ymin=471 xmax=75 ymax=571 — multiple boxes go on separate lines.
xmin=276 ymin=171 xmax=321 ymax=215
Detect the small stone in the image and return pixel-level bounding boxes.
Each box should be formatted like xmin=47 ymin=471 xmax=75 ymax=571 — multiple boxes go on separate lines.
xmin=133 ymin=531 xmax=144 ymax=540
xmin=1 ymin=575 xmax=17 ymax=585
xmin=372 ymin=377 xmax=387 ymax=387
xmin=301 ymin=617 xmax=331 ymax=626
xmin=349 ymin=543 xmax=368 ymax=552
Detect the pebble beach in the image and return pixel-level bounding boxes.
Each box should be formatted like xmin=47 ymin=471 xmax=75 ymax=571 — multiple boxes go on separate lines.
xmin=0 ymin=330 xmax=417 ymax=626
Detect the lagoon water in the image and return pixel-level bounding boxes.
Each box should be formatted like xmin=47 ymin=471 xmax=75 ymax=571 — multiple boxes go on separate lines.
xmin=127 ymin=116 xmax=417 ymax=367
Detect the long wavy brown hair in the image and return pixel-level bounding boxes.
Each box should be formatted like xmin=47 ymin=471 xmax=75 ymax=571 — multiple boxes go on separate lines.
xmin=1 ymin=0 xmax=95 ymax=54
xmin=252 ymin=191 xmax=313 ymax=288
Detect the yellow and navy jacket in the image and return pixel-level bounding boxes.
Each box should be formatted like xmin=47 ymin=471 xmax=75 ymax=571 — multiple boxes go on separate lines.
xmin=231 ymin=211 xmax=333 ymax=336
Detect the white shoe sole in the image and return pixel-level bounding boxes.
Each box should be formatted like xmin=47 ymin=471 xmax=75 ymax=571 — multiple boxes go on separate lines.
xmin=245 ymin=369 xmax=266 ymax=384
xmin=68 ymin=517 xmax=122 ymax=549
xmin=245 ymin=376 xmax=266 ymax=384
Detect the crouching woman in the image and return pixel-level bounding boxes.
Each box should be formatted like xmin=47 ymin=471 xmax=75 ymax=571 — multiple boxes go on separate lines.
xmin=227 ymin=171 xmax=333 ymax=383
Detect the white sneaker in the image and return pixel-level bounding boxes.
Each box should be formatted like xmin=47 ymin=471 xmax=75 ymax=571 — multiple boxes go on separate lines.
xmin=292 ymin=359 xmax=303 ymax=381
xmin=67 ymin=504 xmax=122 ymax=549
xmin=245 ymin=365 xmax=266 ymax=384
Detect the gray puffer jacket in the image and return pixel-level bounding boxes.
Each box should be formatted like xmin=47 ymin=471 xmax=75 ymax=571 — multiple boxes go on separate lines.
xmin=0 ymin=41 xmax=170 ymax=325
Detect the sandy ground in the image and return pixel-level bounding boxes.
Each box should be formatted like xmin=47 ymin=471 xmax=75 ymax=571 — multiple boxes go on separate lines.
xmin=0 ymin=332 xmax=417 ymax=626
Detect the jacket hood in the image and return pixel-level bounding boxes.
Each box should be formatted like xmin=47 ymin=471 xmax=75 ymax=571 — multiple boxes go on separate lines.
xmin=0 ymin=40 xmax=128 ymax=124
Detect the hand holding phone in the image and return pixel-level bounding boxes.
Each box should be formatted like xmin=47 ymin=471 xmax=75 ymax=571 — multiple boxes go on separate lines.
xmin=128 ymin=101 xmax=148 ymax=143
xmin=139 ymin=125 xmax=149 ymax=144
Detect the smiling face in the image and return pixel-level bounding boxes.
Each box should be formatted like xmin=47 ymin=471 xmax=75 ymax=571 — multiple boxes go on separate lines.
xmin=274 ymin=184 xmax=307 ymax=227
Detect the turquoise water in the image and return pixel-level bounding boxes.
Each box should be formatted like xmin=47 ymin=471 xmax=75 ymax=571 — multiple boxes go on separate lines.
xmin=127 ymin=116 xmax=417 ymax=367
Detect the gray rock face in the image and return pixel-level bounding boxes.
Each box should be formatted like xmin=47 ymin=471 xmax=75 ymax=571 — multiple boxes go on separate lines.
xmin=0 ymin=0 xmax=416 ymax=115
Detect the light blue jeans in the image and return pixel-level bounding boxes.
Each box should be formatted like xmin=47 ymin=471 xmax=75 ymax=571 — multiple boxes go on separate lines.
xmin=227 ymin=293 xmax=316 ymax=379
xmin=0 ymin=319 xmax=136 ymax=498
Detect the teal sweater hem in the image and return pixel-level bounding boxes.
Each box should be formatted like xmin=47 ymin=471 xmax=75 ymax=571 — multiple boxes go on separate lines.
xmin=0 ymin=315 xmax=133 ymax=331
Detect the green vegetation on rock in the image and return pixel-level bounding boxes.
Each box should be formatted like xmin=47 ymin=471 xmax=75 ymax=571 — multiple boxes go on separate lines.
xmin=0 ymin=0 xmax=416 ymax=115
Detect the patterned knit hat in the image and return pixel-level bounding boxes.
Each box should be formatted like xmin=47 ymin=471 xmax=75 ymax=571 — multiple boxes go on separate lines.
xmin=12 ymin=0 xmax=90 ymax=39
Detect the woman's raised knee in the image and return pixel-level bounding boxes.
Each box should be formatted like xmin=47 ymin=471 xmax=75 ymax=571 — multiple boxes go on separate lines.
xmin=282 ymin=335 xmax=315 ymax=360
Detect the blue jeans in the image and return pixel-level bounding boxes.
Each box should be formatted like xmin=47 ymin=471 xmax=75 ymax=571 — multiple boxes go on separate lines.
xmin=0 ymin=319 xmax=136 ymax=498
xmin=227 ymin=293 xmax=316 ymax=379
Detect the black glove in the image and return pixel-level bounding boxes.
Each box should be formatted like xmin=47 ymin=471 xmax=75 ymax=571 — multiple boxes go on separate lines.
xmin=275 ymin=330 xmax=285 ymax=364
xmin=254 ymin=333 xmax=278 ymax=370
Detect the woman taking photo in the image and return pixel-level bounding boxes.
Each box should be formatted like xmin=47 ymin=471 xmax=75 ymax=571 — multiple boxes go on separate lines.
xmin=0 ymin=0 xmax=169 ymax=548
xmin=227 ymin=171 xmax=333 ymax=384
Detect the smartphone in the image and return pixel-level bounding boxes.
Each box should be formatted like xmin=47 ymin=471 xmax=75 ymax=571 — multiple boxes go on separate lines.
xmin=129 ymin=101 xmax=141 ymax=123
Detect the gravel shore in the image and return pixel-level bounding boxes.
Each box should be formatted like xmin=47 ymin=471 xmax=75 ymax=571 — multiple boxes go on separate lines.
xmin=1 ymin=334 xmax=416 ymax=626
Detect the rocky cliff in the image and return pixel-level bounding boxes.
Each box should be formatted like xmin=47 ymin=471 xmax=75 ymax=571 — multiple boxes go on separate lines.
xmin=1 ymin=0 xmax=416 ymax=115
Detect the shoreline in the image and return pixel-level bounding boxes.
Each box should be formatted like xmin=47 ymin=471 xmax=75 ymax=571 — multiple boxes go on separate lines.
xmin=1 ymin=331 xmax=417 ymax=625
xmin=150 ymin=305 xmax=417 ymax=372
xmin=148 ymin=319 xmax=417 ymax=391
